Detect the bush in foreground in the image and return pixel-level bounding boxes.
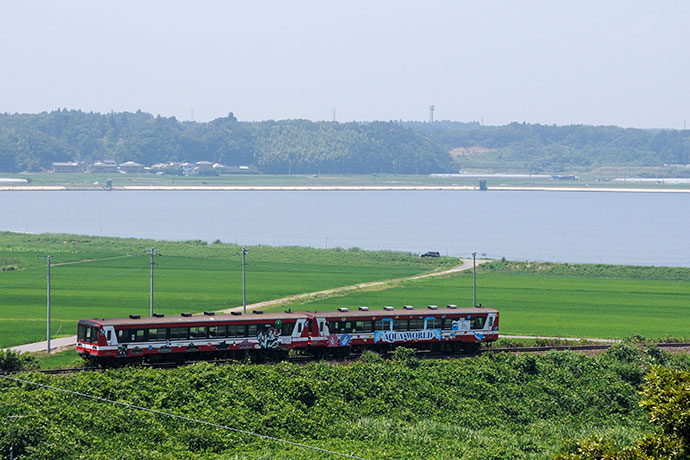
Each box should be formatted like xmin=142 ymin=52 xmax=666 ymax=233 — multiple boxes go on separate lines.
xmin=1 ymin=346 xmax=688 ymax=459
xmin=0 ymin=350 xmax=38 ymax=373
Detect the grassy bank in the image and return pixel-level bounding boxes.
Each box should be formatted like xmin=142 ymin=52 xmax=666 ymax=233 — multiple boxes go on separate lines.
xmin=2 ymin=345 xmax=688 ymax=459
xmin=0 ymin=232 xmax=453 ymax=347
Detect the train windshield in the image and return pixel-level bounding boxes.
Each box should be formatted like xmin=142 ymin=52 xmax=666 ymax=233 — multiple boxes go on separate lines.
xmin=78 ymin=324 xmax=99 ymax=343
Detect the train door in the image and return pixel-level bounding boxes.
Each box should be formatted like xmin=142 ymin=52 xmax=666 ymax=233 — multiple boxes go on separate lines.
xmin=294 ymin=319 xmax=307 ymax=338
xmin=317 ymin=318 xmax=328 ymax=336
xmin=484 ymin=314 xmax=497 ymax=331
xmin=103 ymin=326 xmax=117 ymax=345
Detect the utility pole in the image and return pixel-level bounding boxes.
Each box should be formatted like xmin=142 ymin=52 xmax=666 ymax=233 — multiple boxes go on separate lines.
xmin=39 ymin=256 xmax=52 ymax=353
xmin=238 ymin=248 xmax=248 ymax=314
xmin=147 ymin=249 xmax=159 ymax=316
xmin=472 ymin=252 xmax=477 ymax=307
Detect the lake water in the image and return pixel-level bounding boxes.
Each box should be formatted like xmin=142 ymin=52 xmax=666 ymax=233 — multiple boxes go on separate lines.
xmin=1 ymin=190 xmax=688 ymax=266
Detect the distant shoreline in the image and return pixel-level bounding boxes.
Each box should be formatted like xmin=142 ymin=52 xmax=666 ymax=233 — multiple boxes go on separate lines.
xmin=1 ymin=184 xmax=690 ymax=193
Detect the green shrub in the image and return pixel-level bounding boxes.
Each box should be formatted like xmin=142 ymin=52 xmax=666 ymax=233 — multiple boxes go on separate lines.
xmin=0 ymin=350 xmax=39 ymax=372
xmin=391 ymin=347 xmax=419 ymax=368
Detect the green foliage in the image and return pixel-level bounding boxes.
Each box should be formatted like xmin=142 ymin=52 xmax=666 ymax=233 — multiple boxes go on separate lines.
xmin=403 ymin=121 xmax=690 ymax=173
xmin=0 ymin=350 xmax=38 ymax=372
xmin=391 ymin=346 xmax=419 ymax=367
xmin=481 ymin=259 xmax=690 ymax=282
xmin=557 ymin=366 xmax=690 ymax=459
xmin=359 ymin=350 xmax=384 ymax=364
xmin=0 ymin=257 xmax=22 ymax=272
xmin=4 ymin=347 xmax=686 ymax=458
xmin=640 ymin=367 xmax=690 ymax=450
xmin=0 ymin=111 xmax=453 ymax=174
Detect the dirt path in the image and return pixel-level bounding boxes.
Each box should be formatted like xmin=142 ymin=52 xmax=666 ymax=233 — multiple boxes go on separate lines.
xmin=51 ymin=255 xmax=134 ymax=267
xmin=216 ymin=258 xmax=487 ymax=314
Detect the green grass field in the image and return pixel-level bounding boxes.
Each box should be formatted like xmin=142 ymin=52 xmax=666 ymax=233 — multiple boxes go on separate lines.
xmin=0 ymin=232 xmax=452 ymax=347
xmin=266 ymin=270 xmax=690 ymax=340
xmin=3 ymin=231 xmax=690 ymax=348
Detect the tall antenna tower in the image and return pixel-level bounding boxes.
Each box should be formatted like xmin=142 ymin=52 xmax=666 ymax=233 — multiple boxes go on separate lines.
xmin=429 ymin=105 xmax=435 ymax=123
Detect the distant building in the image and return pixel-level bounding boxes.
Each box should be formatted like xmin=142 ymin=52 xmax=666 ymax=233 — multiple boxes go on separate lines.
xmin=181 ymin=163 xmax=196 ymax=176
xmin=195 ymin=160 xmax=218 ymax=176
xmin=52 ymin=162 xmax=81 ymax=173
xmin=91 ymin=160 xmax=118 ymax=173
xmin=120 ymin=161 xmax=145 ymax=174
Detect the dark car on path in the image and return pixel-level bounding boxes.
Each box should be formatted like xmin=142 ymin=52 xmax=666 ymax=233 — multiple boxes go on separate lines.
xmin=421 ymin=251 xmax=440 ymax=257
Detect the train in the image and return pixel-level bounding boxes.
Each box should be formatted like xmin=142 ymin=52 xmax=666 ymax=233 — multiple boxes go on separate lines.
xmin=76 ymin=304 xmax=499 ymax=364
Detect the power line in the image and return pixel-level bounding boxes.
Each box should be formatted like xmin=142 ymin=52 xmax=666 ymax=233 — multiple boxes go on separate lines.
xmin=0 ymin=375 xmax=366 ymax=460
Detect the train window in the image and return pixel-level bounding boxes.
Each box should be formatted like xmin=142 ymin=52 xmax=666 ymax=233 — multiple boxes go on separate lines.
xmin=374 ymin=320 xmax=393 ymax=331
xmin=425 ymin=318 xmax=439 ymax=330
xmin=147 ymin=328 xmax=166 ymax=341
xmin=169 ymin=327 xmax=188 ymax=340
xmin=393 ymin=319 xmax=408 ymax=331
xmin=106 ymin=330 xmax=111 ymax=341
xmin=297 ymin=322 xmax=302 ymax=333
xmin=78 ymin=324 xmax=99 ymax=343
xmin=227 ymin=324 xmax=245 ymax=337
xmin=488 ymin=316 xmax=494 ymax=328
xmin=409 ymin=318 xmax=424 ymax=331
xmin=116 ymin=329 xmax=127 ymax=343
xmin=134 ymin=329 xmax=145 ymax=342
xmin=470 ymin=317 xmax=486 ymax=330
xmin=189 ymin=326 xmax=207 ymax=339
xmin=247 ymin=324 xmax=258 ymax=337
xmin=209 ymin=325 xmax=226 ymax=338
xmin=282 ymin=322 xmax=295 ymax=336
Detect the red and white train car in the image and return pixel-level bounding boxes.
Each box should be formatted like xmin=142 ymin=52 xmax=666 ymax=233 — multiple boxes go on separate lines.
xmin=76 ymin=305 xmax=499 ymax=364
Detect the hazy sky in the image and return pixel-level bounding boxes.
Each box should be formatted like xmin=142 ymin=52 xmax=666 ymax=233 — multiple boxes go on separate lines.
xmin=2 ymin=1 xmax=689 ymax=128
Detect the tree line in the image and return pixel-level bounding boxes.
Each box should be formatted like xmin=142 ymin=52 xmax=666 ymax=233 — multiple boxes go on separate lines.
xmin=0 ymin=110 xmax=451 ymax=174
xmin=402 ymin=121 xmax=690 ymax=173
xmin=0 ymin=110 xmax=688 ymax=174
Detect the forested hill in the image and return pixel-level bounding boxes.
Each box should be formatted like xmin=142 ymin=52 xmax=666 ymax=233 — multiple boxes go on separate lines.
xmin=402 ymin=121 xmax=690 ymax=172
xmin=1 ymin=110 xmax=689 ymax=174
xmin=0 ymin=110 xmax=451 ymax=174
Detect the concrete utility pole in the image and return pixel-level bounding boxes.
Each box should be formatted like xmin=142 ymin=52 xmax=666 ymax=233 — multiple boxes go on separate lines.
xmin=39 ymin=256 xmax=52 ymax=353
xmin=147 ymin=249 xmax=160 ymax=316
xmin=472 ymin=252 xmax=477 ymax=307
xmin=239 ymin=248 xmax=249 ymax=314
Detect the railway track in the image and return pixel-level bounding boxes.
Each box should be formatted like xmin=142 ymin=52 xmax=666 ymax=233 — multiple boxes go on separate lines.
xmin=8 ymin=342 xmax=690 ymax=376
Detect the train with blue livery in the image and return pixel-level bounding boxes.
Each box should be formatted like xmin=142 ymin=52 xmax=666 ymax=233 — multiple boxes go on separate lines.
xmin=76 ymin=304 xmax=499 ymax=364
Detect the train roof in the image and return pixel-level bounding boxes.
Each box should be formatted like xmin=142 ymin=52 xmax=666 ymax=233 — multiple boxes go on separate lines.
xmin=84 ymin=311 xmax=307 ymax=327
xmin=318 ymin=307 xmax=498 ymax=318
xmin=81 ymin=306 xmax=497 ymax=327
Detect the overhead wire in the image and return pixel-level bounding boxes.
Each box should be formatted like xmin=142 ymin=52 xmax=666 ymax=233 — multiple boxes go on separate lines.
xmin=0 ymin=374 xmax=367 ymax=460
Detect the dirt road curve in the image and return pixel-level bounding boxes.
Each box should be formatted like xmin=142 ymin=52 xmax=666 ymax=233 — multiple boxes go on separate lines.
xmin=216 ymin=258 xmax=486 ymax=314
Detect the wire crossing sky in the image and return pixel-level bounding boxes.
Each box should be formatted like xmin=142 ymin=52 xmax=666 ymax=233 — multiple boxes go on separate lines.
xmin=1 ymin=1 xmax=689 ymax=128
